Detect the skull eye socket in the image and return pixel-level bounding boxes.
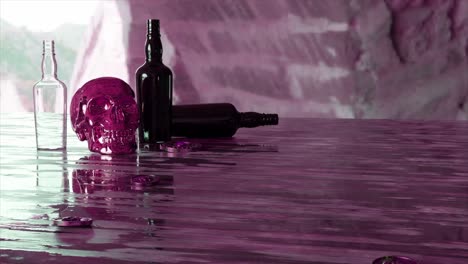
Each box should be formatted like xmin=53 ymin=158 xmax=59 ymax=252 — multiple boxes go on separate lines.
xmin=120 ymin=98 xmax=138 ymax=114
xmin=87 ymin=97 xmax=112 ymax=116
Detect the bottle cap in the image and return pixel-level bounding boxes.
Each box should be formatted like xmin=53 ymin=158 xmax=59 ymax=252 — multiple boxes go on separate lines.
xmin=372 ymin=256 xmax=418 ymax=264
xmin=53 ymin=216 xmax=93 ymax=227
xmin=147 ymin=19 xmax=160 ymax=36
xmin=160 ymin=141 xmax=202 ymax=153
xmin=42 ymin=40 xmax=55 ymax=54
xmin=239 ymin=112 xmax=279 ymax=127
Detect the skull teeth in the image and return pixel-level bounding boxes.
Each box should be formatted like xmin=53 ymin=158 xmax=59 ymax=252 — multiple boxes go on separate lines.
xmin=98 ymin=129 xmax=135 ymax=144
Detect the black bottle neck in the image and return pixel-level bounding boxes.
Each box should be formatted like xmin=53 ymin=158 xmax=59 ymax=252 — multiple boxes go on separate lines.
xmin=239 ymin=112 xmax=279 ymax=128
xmin=145 ymin=35 xmax=163 ymax=63
xmin=145 ymin=20 xmax=163 ymax=63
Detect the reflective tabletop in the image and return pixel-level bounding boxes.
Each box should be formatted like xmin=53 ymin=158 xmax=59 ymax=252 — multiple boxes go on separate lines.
xmin=1 ymin=113 xmax=467 ymax=264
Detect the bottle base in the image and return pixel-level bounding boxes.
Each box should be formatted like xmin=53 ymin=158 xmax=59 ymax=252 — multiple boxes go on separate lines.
xmin=139 ymin=143 xmax=164 ymax=152
xmin=37 ymin=147 xmax=66 ymax=151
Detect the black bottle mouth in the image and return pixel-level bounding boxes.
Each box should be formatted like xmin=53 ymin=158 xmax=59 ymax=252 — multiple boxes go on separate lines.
xmin=147 ymin=19 xmax=160 ymax=36
xmin=240 ymin=113 xmax=279 ymax=127
xmin=266 ymin=114 xmax=279 ymax=125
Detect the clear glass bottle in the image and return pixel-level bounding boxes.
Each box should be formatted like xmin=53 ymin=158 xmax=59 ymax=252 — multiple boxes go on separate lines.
xmin=33 ymin=40 xmax=67 ymax=150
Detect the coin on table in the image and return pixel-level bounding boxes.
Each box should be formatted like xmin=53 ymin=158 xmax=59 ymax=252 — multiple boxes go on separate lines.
xmin=160 ymin=141 xmax=202 ymax=153
xmin=372 ymin=256 xmax=418 ymax=264
xmin=53 ymin=216 xmax=93 ymax=227
xmin=131 ymin=175 xmax=160 ymax=188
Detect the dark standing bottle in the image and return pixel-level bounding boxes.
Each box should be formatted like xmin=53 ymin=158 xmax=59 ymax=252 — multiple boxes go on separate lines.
xmin=136 ymin=19 xmax=173 ymax=149
xmin=172 ymin=103 xmax=279 ymax=138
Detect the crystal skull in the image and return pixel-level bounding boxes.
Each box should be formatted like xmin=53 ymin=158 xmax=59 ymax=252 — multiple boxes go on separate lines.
xmin=70 ymin=77 xmax=139 ymax=155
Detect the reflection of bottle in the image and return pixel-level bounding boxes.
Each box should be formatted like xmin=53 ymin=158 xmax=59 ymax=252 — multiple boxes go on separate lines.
xmin=172 ymin=103 xmax=279 ymax=138
xmin=36 ymin=150 xmax=69 ymax=192
xmin=136 ymin=19 xmax=173 ymax=148
xmin=33 ymin=40 xmax=67 ymax=150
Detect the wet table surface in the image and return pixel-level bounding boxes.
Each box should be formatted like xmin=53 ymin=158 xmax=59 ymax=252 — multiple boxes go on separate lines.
xmin=1 ymin=113 xmax=468 ymax=264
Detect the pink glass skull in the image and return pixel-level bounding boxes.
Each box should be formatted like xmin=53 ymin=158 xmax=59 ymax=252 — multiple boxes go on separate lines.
xmin=70 ymin=77 xmax=139 ymax=155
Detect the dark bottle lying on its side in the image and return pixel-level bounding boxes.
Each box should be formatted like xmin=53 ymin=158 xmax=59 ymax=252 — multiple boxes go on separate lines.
xmin=172 ymin=103 xmax=279 ymax=138
xmin=136 ymin=19 xmax=173 ymax=148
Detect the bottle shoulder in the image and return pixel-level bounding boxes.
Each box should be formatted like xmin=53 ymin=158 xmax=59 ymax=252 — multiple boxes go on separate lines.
xmin=33 ymin=78 xmax=67 ymax=88
xmin=136 ymin=62 xmax=173 ymax=76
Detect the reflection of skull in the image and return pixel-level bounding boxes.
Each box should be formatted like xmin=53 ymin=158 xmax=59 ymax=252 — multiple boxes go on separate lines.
xmin=70 ymin=77 xmax=139 ymax=155
xmin=72 ymin=154 xmax=173 ymax=193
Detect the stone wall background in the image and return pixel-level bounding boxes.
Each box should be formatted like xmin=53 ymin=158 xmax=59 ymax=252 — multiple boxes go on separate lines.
xmin=70 ymin=0 xmax=468 ymax=120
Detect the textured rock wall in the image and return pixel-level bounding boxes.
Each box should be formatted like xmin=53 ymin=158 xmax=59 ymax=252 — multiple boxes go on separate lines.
xmin=70 ymin=0 xmax=468 ymax=119
xmin=358 ymin=0 xmax=468 ymax=120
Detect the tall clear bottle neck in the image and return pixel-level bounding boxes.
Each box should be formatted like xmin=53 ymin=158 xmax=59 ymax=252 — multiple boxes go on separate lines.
xmin=42 ymin=40 xmax=57 ymax=79
xmin=145 ymin=19 xmax=163 ymax=63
